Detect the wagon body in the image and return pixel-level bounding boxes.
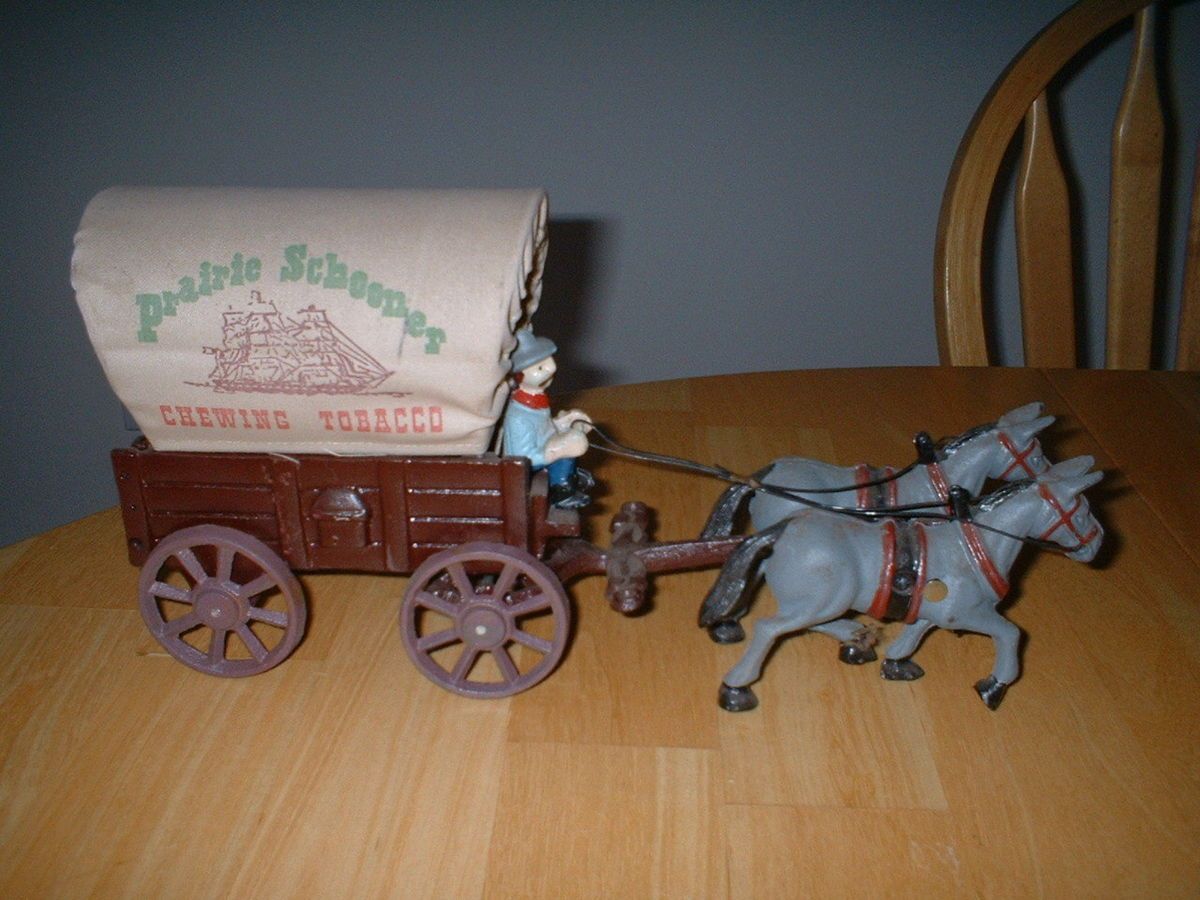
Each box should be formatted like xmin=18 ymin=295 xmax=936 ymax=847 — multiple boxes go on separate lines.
xmin=113 ymin=441 xmax=580 ymax=574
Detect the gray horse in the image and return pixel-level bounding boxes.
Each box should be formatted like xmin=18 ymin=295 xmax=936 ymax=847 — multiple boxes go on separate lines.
xmin=700 ymin=457 xmax=1104 ymax=712
xmin=701 ymin=403 xmax=1056 ymax=651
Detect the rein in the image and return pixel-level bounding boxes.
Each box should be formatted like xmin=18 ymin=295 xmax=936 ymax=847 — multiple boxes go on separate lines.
xmin=585 ymin=425 xmax=1090 ymax=555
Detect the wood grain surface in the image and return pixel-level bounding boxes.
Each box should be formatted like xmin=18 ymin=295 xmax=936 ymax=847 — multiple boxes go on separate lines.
xmin=2 ymin=368 xmax=1198 ymax=897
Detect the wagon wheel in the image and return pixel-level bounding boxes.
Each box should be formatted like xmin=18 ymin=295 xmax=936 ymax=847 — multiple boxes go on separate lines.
xmin=138 ymin=525 xmax=306 ymax=677
xmin=400 ymin=542 xmax=571 ymax=698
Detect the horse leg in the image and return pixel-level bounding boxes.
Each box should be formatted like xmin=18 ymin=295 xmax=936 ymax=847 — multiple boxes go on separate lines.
xmin=811 ymin=619 xmax=879 ymax=665
xmin=880 ymin=620 xmax=936 ymax=681
xmin=719 ymin=606 xmax=838 ymax=712
xmin=971 ymin=611 xmax=1023 ymax=710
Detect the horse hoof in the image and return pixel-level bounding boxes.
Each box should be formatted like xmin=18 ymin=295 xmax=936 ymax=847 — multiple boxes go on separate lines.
xmin=718 ymin=683 xmax=758 ymax=712
xmin=709 ymin=621 xmax=745 ymax=644
xmin=975 ymin=676 xmax=1008 ymax=710
xmin=839 ymin=643 xmax=878 ymax=665
xmin=881 ymin=658 xmax=925 ymax=681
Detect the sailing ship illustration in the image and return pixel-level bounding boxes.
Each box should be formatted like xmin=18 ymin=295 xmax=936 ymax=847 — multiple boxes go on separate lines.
xmin=203 ymin=290 xmax=393 ymax=394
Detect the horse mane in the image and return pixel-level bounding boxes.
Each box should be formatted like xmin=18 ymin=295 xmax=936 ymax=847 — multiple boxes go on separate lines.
xmin=974 ymin=478 xmax=1033 ymax=512
xmin=940 ymin=421 xmax=997 ymax=455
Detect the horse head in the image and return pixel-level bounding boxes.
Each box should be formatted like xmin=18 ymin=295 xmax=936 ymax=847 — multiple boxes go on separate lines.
xmin=939 ymin=403 xmax=1055 ymax=490
xmin=1031 ymin=456 xmax=1105 ymax=562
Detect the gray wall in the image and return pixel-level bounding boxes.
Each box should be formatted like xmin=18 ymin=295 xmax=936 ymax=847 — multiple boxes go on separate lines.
xmin=2 ymin=1 xmax=1198 ymax=546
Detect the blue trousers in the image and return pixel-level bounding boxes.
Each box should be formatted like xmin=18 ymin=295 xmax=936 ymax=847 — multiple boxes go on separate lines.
xmin=545 ymin=458 xmax=576 ymax=486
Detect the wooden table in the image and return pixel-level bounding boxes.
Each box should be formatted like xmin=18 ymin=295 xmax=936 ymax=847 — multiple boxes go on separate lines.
xmin=2 ymin=367 xmax=1197 ymax=897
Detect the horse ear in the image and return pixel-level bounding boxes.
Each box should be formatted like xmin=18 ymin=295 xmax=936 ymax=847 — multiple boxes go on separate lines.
xmin=997 ymin=402 xmax=1044 ymax=426
xmin=1046 ymin=455 xmax=1094 ymax=479
xmin=1006 ymin=415 xmax=1055 ymax=444
xmin=1058 ymin=470 xmax=1104 ymax=496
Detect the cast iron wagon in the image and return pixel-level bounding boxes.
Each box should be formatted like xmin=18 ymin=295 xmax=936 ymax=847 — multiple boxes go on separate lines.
xmin=113 ymin=440 xmax=742 ymax=696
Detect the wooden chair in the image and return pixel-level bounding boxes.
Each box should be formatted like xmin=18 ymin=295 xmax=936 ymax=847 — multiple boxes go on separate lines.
xmin=934 ymin=0 xmax=1200 ymax=368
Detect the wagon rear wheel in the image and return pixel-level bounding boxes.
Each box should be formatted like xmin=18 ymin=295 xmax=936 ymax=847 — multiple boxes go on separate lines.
xmin=138 ymin=525 xmax=306 ymax=677
xmin=400 ymin=542 xmax=571 ymax=698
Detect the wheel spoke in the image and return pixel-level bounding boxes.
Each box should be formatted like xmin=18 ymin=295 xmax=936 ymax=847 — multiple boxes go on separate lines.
xmin=446 ymin=563 xmax=476 ymax=602
xmin=162 ymin=611 xmax=202 ymax=637
xmin=208 ymin=628 xmax=228 ymax=662
xmin=414 ymin=590 xmax=458 ymax=618
xmin=237 ymin=573 xmax=277 ymax=600
xmin=492 ymin=562 xmax=521 ymax=601
xmin=216 ymin=546 xmax=235 ymax=583
xmin=508 ymin=592 xmax=553 ymax=617
xmin=235 ymin=624 xmax=269 ymax=662
xmin=492 ymin=646 xmax=520 ymax=684
xmin=417 ymin=628 xmax=459 ymax=653
xmin=512 ymin=630 xmax=553 ymax=656
xmin=174 ymin=548 xmax=209 ymax=584
xmin=450 ymin=646 xmax=482 ymax=685
xmin=247 ymin=606 xmax=288 ymax=628
xmin=150 ymin=581 xmax=193 ymax=604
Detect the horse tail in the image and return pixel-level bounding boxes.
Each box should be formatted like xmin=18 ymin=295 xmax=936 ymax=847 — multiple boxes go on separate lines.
xmin=699 ymin=464 xmax=774 ymax=539
xmin=699 ymin=519 xmax=789 ymax=628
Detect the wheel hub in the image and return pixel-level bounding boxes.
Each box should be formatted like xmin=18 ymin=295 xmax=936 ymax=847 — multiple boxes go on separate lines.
xmin=459 ymin=604 xmax=509 ymax=649
xmin=193 ymin=582 xmax=244 ymax=630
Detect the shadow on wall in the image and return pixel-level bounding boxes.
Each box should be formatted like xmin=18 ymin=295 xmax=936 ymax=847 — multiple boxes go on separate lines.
xmin=538 ymin=218 xmax=617 ymax=392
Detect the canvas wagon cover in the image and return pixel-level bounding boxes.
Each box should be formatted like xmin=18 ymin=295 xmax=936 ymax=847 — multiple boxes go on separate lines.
xmin=72 ymin=186 xmax=547 ymax=455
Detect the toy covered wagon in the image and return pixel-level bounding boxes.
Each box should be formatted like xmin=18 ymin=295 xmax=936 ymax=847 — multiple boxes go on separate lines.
xmin=72 ymin=187 xmax=725 ymax=697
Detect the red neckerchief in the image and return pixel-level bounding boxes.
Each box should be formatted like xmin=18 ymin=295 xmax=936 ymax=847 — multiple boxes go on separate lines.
xmin=512 ymin=389 xmax=550 ymax=409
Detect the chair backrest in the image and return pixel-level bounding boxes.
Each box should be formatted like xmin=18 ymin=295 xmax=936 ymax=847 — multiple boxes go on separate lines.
xmin=934 ymin=0 xmax=1200 ymax=369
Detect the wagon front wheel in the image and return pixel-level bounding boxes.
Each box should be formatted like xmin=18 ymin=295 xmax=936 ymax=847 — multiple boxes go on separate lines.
xmin=138 ymin=525 xmax=306 ymax=677
xmin=400 ymin=543 xmax=571 ymax=698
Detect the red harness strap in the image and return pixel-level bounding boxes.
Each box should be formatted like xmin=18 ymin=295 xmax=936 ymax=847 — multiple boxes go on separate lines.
xmin=960 ymin=522 xmax=1009 ymax=599
xmin=867 ymin=521 xmax=927 ymax=623
xmin=997 ymin=433 xmax=1040 ymax=480
xmin=854 ymin=465 xmax=899 ymax=509
xmin=926 ymin=461 xmax=951 ymax=504
xmin=1036 ymin=485 xmax=1100 ymax=548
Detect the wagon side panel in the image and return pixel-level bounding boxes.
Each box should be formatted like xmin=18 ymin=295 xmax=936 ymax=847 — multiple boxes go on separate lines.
xmin=295 ymin=457 xmax=387 ymax=572
xmin=400 ymin=457 xmax=528 ymax=570
xmin=112 ymin=448 xmax=152 ymax=565
xmin=130 ymin=450 xmax=284 ymax=559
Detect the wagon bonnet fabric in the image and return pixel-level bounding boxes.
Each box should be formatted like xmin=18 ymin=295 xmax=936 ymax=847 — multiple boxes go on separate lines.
xmin=72 ymin=186 xmax=548 ymax=455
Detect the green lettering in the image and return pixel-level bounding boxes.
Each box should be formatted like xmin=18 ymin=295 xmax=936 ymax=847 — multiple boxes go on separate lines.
xmin=230 ymin=253 xmax=245 ymax=285
xmin=199 ymin=262 xmax=212 ymax=295
xmin=210 ymin=265 xmax=229 ymax=290
xmin=406 ymin=310 xmax=426 ymax=337
xmin=382 ymin=289 xmax=407 ymax=318
xmin=306 ymin=256 xmax=324 ymax=285
xmin=323 ymin=253 xmax=348 ymax=289
xmin=280 ymin=244 xmax=306 ymax=282
xmin=177 ymin=276 xmax=198 ymax=303
xmin=366 ymin=281 xmax=384 ymax=309
xmin=349 ymin=270 xmax=368 ymax=299
xmin=245 ymin=257 xmax=262 ymax=282
xmin=161 ymin=290 xmax=180 ymax=315
xmin=424 ymin=327 xmax=447 ymax=354
xmin=137 ymin=294 xmax=163 ymax=342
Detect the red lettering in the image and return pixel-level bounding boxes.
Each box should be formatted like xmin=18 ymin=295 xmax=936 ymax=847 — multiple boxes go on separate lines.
xmin=214 ymin=407 xmax=236 ymax=427
xmin=394 ymin=408 xmax=408 ymax=434
xmin=430 ymin=406 xmax=444 ymax=433
xmin=252 ymin=409 xmax=271 ymax=429
xmin=337 ymin=410 xmax=352 ymax=431
xmin=177 ymin=406 xmax=196 ymax=427
xmin=238 ymin=409 xmax=253 ymax=428
xmin=197 ymin=407 xmax=212 ymax=428
xmin=374 ymin=408 xmax=391 ymax=432
xmin=355 ymin=409 xmax=371 ymax=432
xmin=318 ymin=410 xmax=334 ymax=430
xmin=412 ymin=407 xmax=426 ymax=433
xmin=160 ymin=405 xmax=176 ymax=426
xmin=275 ymin=410 xmax=290 ymax=429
